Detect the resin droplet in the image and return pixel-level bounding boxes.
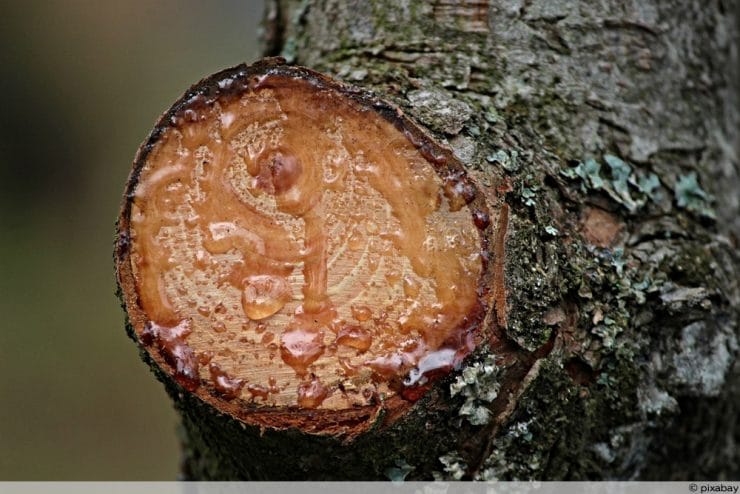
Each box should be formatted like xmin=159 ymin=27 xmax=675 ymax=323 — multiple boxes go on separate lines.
xmin=268 ymin=376 xmax=280 ymax=393
xmin=261 ymin=332 xmax=275 ymax=344
xmin=269 ymin=152 xmax=303 ymax=194
xmin=247 ymin=384 xmax=270 ymax=400
xmin=280 ymin=325 xmax=325 ymax=374
xmin=209 ymin=363 xmax=245 ymax=400
xmin=350 ymin=305 xmax=372 ymax=322
xmin=444 ymin=173 xmax=476 ymax=212
xmin=404 ymin=347 xmax=456 ymax=387
xmin=242 ymin=275 xmax=292 ymax=320
xmin=251 ymin=151 xmax=304 ymax=195
xmin=141 ymin=320 xmax=200 ymax=392
xmin=197 ymin=351 xmax=214 ymax=365
xmin=366 ymin=353 xmax=409 ymax=378
xmin=297 ymin=378 xmax=329 ymax=408
xmin=335 ymin=325 xmax=373 ymax=353
xmin=473 ymin=209 xmax=490 ymax=230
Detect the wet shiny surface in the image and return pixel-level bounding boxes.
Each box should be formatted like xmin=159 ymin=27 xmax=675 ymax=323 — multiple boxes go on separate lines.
xmin=128 ymin=74 xmax=485 ymax=408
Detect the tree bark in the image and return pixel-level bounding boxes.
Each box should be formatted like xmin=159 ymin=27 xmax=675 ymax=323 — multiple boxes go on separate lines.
xmin=119 ymin=0 xmax=739 ymax=480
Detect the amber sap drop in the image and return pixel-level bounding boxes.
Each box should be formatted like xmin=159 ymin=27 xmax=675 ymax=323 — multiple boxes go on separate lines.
xmin=242 ymin=275 xmax=293 ymax=320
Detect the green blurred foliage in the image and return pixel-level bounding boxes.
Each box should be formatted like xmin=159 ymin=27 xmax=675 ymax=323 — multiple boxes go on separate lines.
xmin=0 ymin=0 xmax=263 ymax=479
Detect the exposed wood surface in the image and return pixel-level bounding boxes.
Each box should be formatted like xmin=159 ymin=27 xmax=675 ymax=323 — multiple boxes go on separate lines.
xmin=116 ymin=59 xmax=499 ymax=434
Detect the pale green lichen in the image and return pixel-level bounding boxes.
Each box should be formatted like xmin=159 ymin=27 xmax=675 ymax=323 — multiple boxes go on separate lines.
xmin=435 ymin=451 xmax=467 ymax=480
xmin=636 ymin=172 xmax=661 ymax=197
xmin=604 ymin=154 xmax=636 ymax=210
xmin=549 ymin=228 xmax=666 ymax=382
xmin=487 ymin=149 xmax=520 ymax=172
xmin=610 ymin=247 xmax=626 ymax=276
xmin=384 ymin=458 xmax=415 ymax=482
xmin=577 ymin=244 xmax=664 ymax=353
xmin=474 ymin=420 xmax=536 ymax=480
xmin=674 ymin=172 xmax=716 ymax=219
xmin=521 ymin=187 xmax=537 ymax=207
xmin=560 ymin=154 xmax=661 ymax=213
xmin=450 ymin=355 xmax=501 ymax=426
xmin=592 ymin=316 xmax=623 ymax=349
xmin=560 ymin=157 xmax=604 ymax=189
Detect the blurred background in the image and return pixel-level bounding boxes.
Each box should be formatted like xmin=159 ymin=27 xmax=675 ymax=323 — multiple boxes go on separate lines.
xmin=0 ymin=0 xmax=264 ymax=479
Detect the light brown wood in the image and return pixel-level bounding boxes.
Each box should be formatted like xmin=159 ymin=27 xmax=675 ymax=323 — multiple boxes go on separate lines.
xmin=116 ymin=61 xmax=494 ymax=431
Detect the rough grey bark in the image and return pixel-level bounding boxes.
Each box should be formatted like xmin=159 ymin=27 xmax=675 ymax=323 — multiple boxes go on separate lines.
xmin=142 ymin=0 xmax=739 ymax=480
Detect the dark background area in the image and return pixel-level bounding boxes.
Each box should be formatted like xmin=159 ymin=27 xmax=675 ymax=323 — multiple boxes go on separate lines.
xmin=0 ymin=0 xmax=263 ymax=479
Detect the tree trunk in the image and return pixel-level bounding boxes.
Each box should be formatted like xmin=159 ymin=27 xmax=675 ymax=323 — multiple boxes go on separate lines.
xmin=117 ymin=0 xmax=739 ymax=480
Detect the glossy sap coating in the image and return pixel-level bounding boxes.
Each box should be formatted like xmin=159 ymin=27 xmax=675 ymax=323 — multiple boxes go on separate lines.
xmin=128 ymin=75 xmax=484 ymax=409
